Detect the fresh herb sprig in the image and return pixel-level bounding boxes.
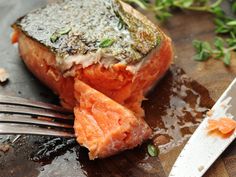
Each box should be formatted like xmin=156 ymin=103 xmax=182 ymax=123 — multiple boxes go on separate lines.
xmin=125 ymin=0 xmax=223 ymax=21
xmin=193 ymin=3 xmax=236 ymax=66
xmin=193 ymin=36 xmax=236 ymax=66
xmin=125 ymin=0 xmax=236 ymax=66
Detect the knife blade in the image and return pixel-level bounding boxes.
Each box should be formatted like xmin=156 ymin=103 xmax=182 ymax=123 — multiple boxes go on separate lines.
xmin=169 ymin=78 xmax=236 ymax=177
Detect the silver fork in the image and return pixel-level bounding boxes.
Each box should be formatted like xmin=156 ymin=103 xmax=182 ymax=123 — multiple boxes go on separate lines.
xmin=0 ymin=95 xmax=75 ymax=137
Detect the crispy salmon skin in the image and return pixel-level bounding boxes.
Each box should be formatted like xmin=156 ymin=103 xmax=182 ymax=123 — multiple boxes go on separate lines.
xmin=12 ymin=0 xmax=173 ymax=159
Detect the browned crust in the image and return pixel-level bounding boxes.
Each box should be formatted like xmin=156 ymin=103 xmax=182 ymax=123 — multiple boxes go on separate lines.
xmin=16 ymin=27 xmax=172 ymax=113
xmin=15 ymin=24 xmax=172 ymax=114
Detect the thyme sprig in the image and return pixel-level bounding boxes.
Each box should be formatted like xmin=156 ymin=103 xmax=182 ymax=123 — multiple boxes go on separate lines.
xmin=125 ymin=0 xmax=236 ymax=66
xmin=193 ymin=3 xmax=236 ymax=66
xmin=193 ymin=36 xmax=236 ymax=66
xmin=125 ymin=0 xmax=223 ymax=21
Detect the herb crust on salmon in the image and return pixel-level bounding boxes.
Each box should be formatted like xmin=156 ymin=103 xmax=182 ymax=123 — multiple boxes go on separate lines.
xmin=14 ymin=0 xmax=160 ymax=68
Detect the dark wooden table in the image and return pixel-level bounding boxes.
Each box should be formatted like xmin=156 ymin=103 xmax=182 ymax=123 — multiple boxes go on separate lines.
xmin=0 ymin=1 xmax=236 ymax=177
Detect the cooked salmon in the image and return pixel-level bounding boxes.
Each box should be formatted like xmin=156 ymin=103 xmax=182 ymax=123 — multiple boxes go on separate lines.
xmin=208 ymin=117 xmax=236 ymax=135
xmin=74 ymin=79 xmax=152 ymax=159
xmin=12 ymin=0 xmax=173 ymax=159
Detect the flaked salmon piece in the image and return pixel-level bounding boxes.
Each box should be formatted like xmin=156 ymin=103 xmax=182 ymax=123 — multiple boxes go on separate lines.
xmin=74 ymin=80 xmax=151 ymax=159
xmin=208 ymin=117 xmax=236 ymax=135
xmin=12 ymin=0 xmax=173 ymax=158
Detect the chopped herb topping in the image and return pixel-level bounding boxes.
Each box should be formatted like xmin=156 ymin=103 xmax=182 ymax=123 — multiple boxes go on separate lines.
xmin=50 ymin=33 xmax=60 ymax=43
xmin=50 ymin=27 xmax=71 ymax=43
xmin=156 ymin=35 xmax=162 ymax=46
xmin=17 ymin=0 xmax=160 ymax=64
xmin=118 ymin=19 xmax=127 ymax=30
xmin=114 ymin=10 xmax=128 ymax=30
xmin=58 ymin=27 xmax=71 ymax=35
xmin=147 ymin=144 xmax=159 ymax=157
xmin=99 ymin=38 xmax=115 ymax=48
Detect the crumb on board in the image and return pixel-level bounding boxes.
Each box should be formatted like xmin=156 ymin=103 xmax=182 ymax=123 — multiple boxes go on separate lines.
xmin=153 ymin=134 xmax=170 ymax=146
xmin=0 ymin=144 xmax=10 ymax=153
xmin=0 ymin=68 xmax=9 ymax=82
xmin=206 ymin=109 xmax=214 ymax=117
xmin=198 ymin=165 xmax=204 ymax=172
xmin=180 ymin=73 xmax=192 ymax=82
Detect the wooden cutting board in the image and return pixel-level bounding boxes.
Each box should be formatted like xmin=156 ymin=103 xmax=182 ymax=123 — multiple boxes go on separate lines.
xmin=0 ymin=1 xmax=236 ymax=177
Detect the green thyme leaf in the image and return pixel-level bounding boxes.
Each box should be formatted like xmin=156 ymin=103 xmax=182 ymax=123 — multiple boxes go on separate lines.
xmin=178 ymin=0 xmax=194 ymax=8
xmin=214 ymin=18 xmax=224 ymax=26
xmin=232 ymin=2 xmax=236 ymax=13
xmin=193 ymin=40 xmax=212 ymax=60
xmin=118 ymin=18 xmax=128 ymax=30
xmin=223 ymin=52 xmax=231 ymax=66
xmin=127 ymin=0 xmax=148 ymax=9
xmin=215 ymin=26 xmax=230 ymax=34
xmin=155 ymin=11 xmax=172 ymax=22
xmin=50 ymin=33 xmax=60 ymax=43
xmin=147 ymin=144 xmax=159 ymax=157
xmin=227 ymin=38 xmax=236 ymax=48
xmin=212 ymin=49 xmax=223 ymax=59
xmin=210 ymin=6 xmax=225 ymax=18
xmin=227 ymin=32 xmax=236 ymax=47
xmin=194 ymin=50 xmax=211 ymax=61
xmin=99 ymin=38 xmax=115 ymax=48
xmin=193 ymin=40 xmax=212 ymax=61
xmin=156 ymin=35 xmax=162 ymax=46
xmin=58 ymin=27 xmax=71 ymax=35
xmin=226 ymin=20 xmax=236 ymax=26
xmin=114 ymin=10 xmax=128 ymax=30
xmin=193 ymin=38 xmax=235 ymax=65
xmin=50 ymin=27 xmax=71 ymax=43
xmin=214 ymin=37 xmax=224 ymax=50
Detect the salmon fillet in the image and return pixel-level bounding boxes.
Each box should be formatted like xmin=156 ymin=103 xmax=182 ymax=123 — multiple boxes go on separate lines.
xmin=12 ymin=0 xmax=173 ymax=159
xmin=74 ymin=80 xmax=151 ymax=159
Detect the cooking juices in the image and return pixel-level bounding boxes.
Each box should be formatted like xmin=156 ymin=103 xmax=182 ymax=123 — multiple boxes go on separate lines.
xmin=143 ymin=65 xmax=214 ymax=153
xmin=0 ymin=65 xmax=214 ymax=176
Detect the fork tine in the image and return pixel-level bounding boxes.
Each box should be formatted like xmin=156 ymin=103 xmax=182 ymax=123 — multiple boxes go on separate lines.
xmin=0 ymin=104 xmax=73 ymax=120
xmin=0 ymin=123 xmax=75 ymax=137
xmin=0 ymin=95 xmax=76 ymax=137
xmin=0 ymin=95 xmax=70 ymax=113
xmin=0 ymin=114 xmax=73 ymax=129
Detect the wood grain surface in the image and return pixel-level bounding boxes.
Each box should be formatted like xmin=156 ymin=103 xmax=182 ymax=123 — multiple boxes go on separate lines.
xmin=0 ymin=1 xmax=236 ymax=177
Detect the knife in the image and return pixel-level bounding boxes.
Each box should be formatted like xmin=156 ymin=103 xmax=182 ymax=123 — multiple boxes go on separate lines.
xmin=169 ymin=78 xmax=236 ymax=177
